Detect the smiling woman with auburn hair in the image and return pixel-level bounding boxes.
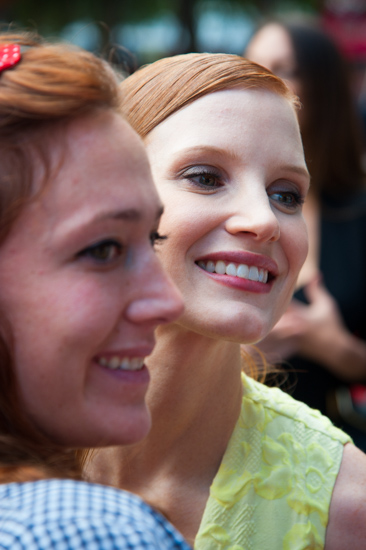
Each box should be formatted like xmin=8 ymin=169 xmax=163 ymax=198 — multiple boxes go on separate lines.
xmin=86 ymin=52 xmax=366 ymax=550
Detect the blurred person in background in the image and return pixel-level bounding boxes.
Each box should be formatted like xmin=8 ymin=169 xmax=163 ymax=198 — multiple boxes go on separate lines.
xmin=245 ymin=21 xmax=366 ymax=450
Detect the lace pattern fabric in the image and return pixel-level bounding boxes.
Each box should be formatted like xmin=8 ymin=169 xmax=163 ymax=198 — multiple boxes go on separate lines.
xmin=195 ymin=373 xmax=351 ymax=550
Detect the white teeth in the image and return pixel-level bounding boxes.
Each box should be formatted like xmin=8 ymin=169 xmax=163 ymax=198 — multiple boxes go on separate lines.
xmin=237 ymin=264 xmax=249 ymax=279
xmin=97 ymin=356 xmax=145 ymax=371
xmin=206 ymin=261 xmax=215 ymax=273
xmin=258 ymin=268 xmax=268 ymax=283
xmin=198 ymin=260 xmax=269 ymax=283
xmin=120 ymin=358 xmax=130 ymax=369
xmin=110 ymin=356 xmax=120 ymax=369
xmin=226 ymin=263 xmax=237 ymax=276
xmin=248 ymin=266 xmax=259 ymax=281
xmin=215 ymin=260 xmax=226 ymax=274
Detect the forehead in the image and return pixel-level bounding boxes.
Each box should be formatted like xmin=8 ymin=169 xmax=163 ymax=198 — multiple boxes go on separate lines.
xmin=5 ymin=111 xmax=161 ymax=244
xmin=147 ymin=88 xmax=302 ymax=156
xmin=63 ymin=112 xmax=150 ymax=183
xmin=42 ymin=112 xmax=160 ymax=217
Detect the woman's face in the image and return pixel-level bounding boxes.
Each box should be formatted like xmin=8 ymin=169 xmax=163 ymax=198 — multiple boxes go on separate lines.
xmin=145 ymin=88 xmax=309 ymax=343
xmin=0 ymin=111 xmax=183 ymax=447
xmin=245 ymin=24 xmax=302 ymax=98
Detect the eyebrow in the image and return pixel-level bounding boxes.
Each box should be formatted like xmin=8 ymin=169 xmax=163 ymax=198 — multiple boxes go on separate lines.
xmin=176 ymin=145 xmax=242 ymax=164
xmin=49 ymin=204 xmax=165 ymax=252
xmin=175 ymin=146 xmax=310 ymax=179
xmin=93 ymin=205 xmax=164 ymax=224
xmin=281 ymin=164 xmax=310 ymax=179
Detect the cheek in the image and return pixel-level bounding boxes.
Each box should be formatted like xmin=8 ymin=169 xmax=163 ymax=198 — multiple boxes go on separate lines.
xmin=283 ymin=217 xmax=308 ymax=274
xmin=12 ymin=281 xmax=119 ymax=411
xmin=10 ymin=276 xmax=120 ymax=362
xmin=155 ymin=208 xmax=188 ymax=266
xmin=157 ymin=210 xmax=204 ymax=281
xmin=50 ymin=280 xmax=124 ymax=351
xmin=158 ymin=195 xmax=218 ymax=249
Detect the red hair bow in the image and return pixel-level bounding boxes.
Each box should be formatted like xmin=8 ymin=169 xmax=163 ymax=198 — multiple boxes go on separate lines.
xmin=0 ymin=44 xmax=21 ymax=72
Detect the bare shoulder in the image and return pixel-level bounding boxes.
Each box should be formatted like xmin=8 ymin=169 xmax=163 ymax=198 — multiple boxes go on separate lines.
xmin=325 ymin=443 xmax=366 ymax=549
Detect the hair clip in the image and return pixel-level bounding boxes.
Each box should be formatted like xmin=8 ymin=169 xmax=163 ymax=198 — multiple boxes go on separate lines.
xmin=0 ymin=44 xmax=21 ymax=72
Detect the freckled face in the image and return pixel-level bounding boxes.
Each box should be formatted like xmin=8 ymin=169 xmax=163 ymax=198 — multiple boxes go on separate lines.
xmin=0 ymin=112 xmax=183 ymax=447
xmin=145 ymin=88 xmax=309 ymax=343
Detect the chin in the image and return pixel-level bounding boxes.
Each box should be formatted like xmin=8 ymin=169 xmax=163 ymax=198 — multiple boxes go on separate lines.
xmin=102 ymin=408 xmax=152 ymax=447
xmin=183 ymin=307 xmax=278 ymax=344
xmin=45 ymin=407 xmax=152 ymax=448
xmin=181 ymin=310 xmax=274 ymax=345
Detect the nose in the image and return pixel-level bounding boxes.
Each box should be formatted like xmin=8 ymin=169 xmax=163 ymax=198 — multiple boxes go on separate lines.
xmin=124 ymin=252 xmax=184 ymax=326
xmin=225 ymin=186 xmax=280 ymax=243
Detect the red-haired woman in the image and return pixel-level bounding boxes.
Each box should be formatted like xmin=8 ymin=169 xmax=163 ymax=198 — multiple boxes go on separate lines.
xmin=89 ymin=53 xmax=366 ymax=549
xmin=0 ymin=33 xmax=188 ymax=550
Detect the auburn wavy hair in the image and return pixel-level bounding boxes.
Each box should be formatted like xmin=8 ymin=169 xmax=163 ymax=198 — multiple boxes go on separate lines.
xmin=120 ymin=52 xmax=300 ymax=139
xmin=0 ymin=31 xmax=121 ymax=482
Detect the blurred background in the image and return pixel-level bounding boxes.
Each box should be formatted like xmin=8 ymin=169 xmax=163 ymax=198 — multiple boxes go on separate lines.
xmin=1 ymin=0 xmax=365 ymax=111
xmin=0 ymin=0 xmax=364 ymax=68
xmin=0 ymin=0 xmax=362 ymax=114
xmin=2 ymin=0 xmax=366 ymax=109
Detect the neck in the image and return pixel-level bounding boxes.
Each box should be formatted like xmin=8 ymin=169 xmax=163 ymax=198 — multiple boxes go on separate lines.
xmin=86 ymin=324 xmax=243 ymax=538
xmin=147 ymin=323 xmax=242 ymax=421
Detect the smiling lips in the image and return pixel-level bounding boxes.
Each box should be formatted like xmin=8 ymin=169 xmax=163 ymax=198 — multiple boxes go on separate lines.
xmin=97 ymin=356 xmax=145 ymax=371
xmin=198 ymin=259 xmax=268 ymax=283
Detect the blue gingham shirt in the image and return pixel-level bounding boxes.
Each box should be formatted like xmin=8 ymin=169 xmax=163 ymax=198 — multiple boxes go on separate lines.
xmin=0 ymin=479 xmax=192 ymax=549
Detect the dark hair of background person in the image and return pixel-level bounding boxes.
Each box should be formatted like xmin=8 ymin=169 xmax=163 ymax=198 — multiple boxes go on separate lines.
xmin=244 ymin=20 xmax=366 ymax=451
xmin=284 ymin=22 xmax=365 ymax=198
xmin=0 ymin=32 xmax=120 ymax=482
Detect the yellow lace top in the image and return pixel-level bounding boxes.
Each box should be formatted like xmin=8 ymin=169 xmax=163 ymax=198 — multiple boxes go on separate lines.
xmin=195 ymin=373 xmax=351 ymax=550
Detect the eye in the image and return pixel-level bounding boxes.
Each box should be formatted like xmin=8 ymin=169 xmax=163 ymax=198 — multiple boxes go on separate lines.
xmin=150 ymin=231 xmax=167 ymax=246
xmin=269 ymin=190 xmax=305 ymax=211
xmin=77 ymin=239 xmax=122 ymax=262
xmin=182 ymin=166 xmax=223 ymax=190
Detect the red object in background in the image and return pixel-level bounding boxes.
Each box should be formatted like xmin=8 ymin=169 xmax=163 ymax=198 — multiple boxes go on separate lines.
xmin=322 ymin=7 xmax=366 ymax=62
xmin=350 ymin=384 xmax=366 ymax=405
